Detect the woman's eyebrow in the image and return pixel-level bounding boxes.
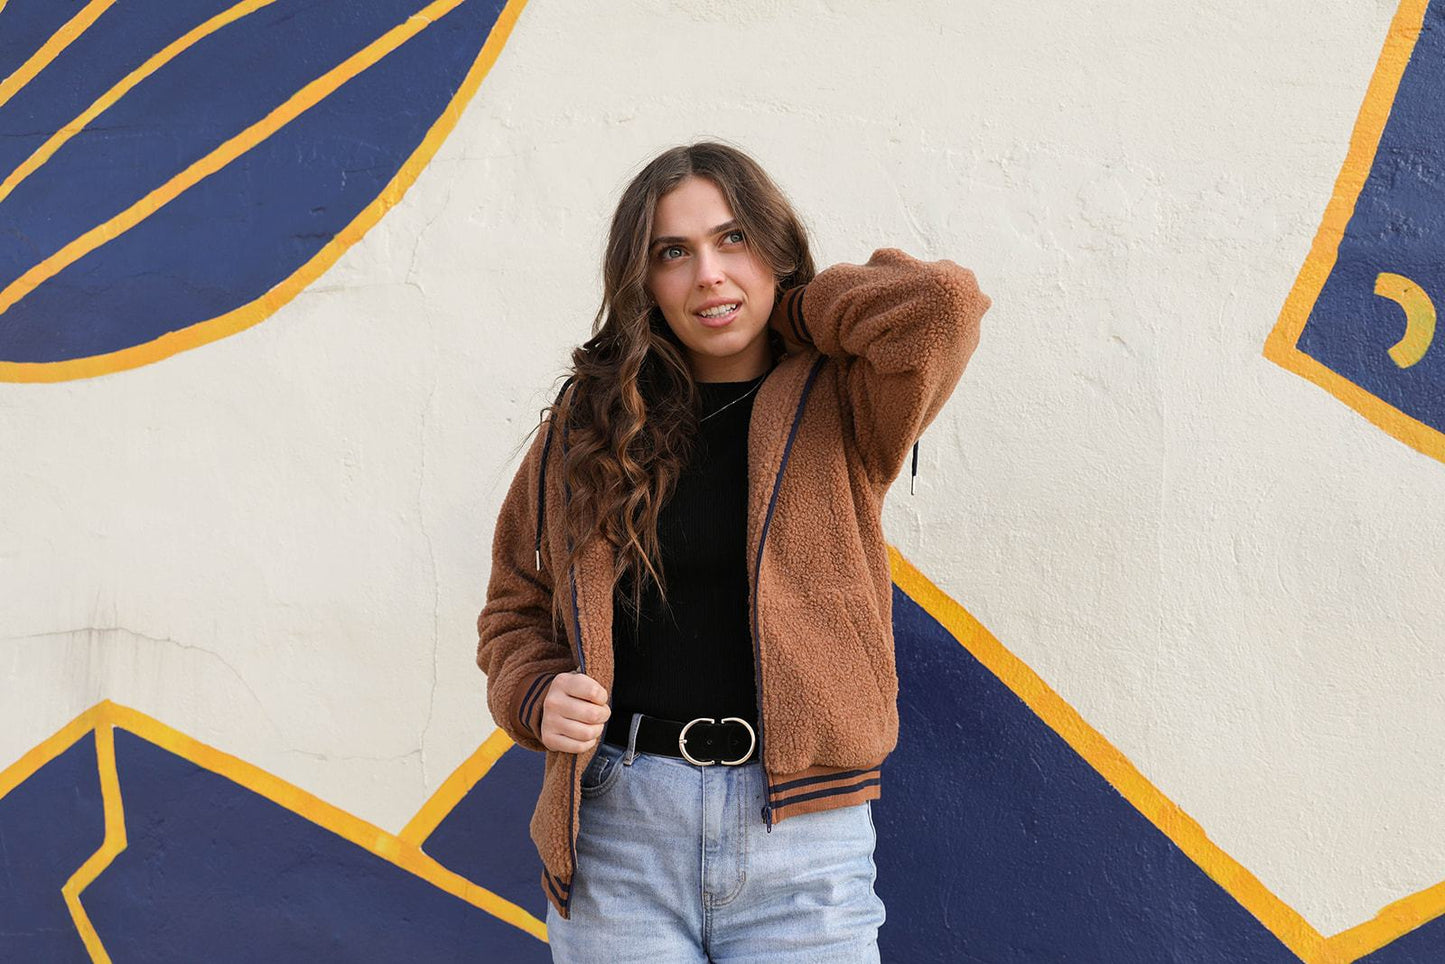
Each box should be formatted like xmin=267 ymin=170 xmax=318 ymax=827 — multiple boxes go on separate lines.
xmin=649 ymin=219 xmax=739 ymax=250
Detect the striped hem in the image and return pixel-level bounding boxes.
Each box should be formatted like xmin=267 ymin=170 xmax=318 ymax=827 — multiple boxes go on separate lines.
xmin=767 ymin=763 xmax=883 ymax=822
xmin=541 ymin=864 xmax=572 ymax=919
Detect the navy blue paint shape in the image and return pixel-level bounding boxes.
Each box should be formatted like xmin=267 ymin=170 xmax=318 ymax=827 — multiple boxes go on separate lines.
xmin=0 ymin=733 xmax=106 ymax=963
xmin=80 ymin=729 xmax=549 ymax=963
xmin=0 ymin=0 xmax=507 ymax=365
xmin=421 ymin=744 xmax=549 ymax=922
xmin=879 ymin=585 xmax=1304 ymax=963
xmin=1295 ymin=2 xmax=1445 ymax=432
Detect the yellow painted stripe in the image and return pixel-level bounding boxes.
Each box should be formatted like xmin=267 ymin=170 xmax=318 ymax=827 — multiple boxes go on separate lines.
xmin=890 ymin=544 xmax=1445 ymax=962
xmin=0 ymin=0 xmax=284 ymax=207
xmin=0 ymin=704 xmax=103 ymax=798
xmin=887 ymin=546 xmax=1330 ymax=960
xmin=8 ymin=540 xmax=1445 ymax=959
xmin=1262 ymin=0 xmax=1444 ymax=463
xmin=0 ymin=0 xmax=466 ymax=316
xmin=1329 ymin=879 xmax=1445 ymax=962
xmin=0 ymin=0 xmax=529 ymax=383
xmin=0 ymin=701 xmax=548 ymax=945
xmin=0 ymin=0 xmax=116 ymax=109
xmin=60 ymin=721 xmax=124 ymax=964
xmin=399 ymin=727 xmax=513 ymax=844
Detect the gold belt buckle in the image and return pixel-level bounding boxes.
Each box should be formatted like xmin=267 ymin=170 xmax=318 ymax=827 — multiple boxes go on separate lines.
xmin=678 ymin=716 xmax=756 ymax=766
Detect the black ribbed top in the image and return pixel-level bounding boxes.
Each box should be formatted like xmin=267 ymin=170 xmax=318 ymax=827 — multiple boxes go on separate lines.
xmin=610 ymin=377 xmax=762 ymax=729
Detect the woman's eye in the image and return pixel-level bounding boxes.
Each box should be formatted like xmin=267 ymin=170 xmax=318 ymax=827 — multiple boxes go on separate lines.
xmin=660 ymin=245 xmax=683 ymax=261
xmin=725 ymin=230 xmax=745 ymax=244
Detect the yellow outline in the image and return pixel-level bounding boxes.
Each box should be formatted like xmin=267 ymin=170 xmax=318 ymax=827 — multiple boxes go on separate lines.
xmin=0 ymin=701 xmax=548 ymax=955
xmin=4 ymin=551 xmax=1443 ymax=959
xmin=0 ymin=0 xmax=115 ymax=110
xmin=0 ymin=0 xmax=529 ymax=383
xmin=2 ymin=549 xmax=1445 ymax=959
xmin=1 ymin=0 xmax=285 ymax=208
xmin=400 ymin=727 xmax=513 ymax=845
xmin=888 ymin=545 xmax=1445 ymax=963
xmin=61 ymin=720 xmax=123 ymax=964
xmin=1262 ymin=0 xmax=1444 ymax=462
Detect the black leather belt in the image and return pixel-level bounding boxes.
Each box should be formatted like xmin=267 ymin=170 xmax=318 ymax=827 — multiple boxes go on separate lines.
xmin=603 ymin=710 xmax=759 ymax=766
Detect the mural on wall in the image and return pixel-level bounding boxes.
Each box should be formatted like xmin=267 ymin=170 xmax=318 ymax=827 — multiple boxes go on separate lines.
xmin=7 ymin=0 xmax=1445 ymax=960
xmin=6 ymin=551 xmax=1445 ymax=962
xmin=1266 ymin=0 xmax=1445 ymax=463
xmin=0 ymin=0 xmax=519 ymax=383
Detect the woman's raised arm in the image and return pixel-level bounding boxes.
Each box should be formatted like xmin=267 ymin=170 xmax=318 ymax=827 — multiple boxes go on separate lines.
xmin=769 ymin=246 xmax=990 ymax=487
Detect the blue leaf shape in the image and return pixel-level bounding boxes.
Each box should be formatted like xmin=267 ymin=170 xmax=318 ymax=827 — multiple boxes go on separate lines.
xmin=0 ymin=0 xmax=515 ymax=379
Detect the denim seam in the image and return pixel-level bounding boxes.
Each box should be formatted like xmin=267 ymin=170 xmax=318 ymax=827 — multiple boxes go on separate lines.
xmin=710 ymin=768 xmax=749 ymax=908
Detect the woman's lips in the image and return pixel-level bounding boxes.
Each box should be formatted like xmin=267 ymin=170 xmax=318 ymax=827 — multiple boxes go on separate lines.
xmin=696 ymin=304 xmax=740 ymax=328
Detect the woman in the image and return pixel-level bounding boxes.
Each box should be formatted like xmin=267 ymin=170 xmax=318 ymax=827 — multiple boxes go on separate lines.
xmin=477 ymin=141 xmax=989 ymax=962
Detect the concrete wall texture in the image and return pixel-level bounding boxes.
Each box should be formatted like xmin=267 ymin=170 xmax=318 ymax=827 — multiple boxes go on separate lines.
xmin=1 ymin=0 xmax=1442 ymax=959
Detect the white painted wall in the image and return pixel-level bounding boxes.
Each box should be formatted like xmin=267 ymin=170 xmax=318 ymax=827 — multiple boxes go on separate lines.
xmin=0 ymin=0 xmax=1430 ymax=936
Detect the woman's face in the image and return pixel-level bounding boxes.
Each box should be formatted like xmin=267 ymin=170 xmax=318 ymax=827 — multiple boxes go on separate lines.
xmin=644 ymin=176 xmax=777 ymax=383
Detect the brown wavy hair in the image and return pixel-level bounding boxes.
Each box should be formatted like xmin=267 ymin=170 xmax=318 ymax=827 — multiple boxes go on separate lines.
xmin=540 ymin=140 xmax=815 ymax=629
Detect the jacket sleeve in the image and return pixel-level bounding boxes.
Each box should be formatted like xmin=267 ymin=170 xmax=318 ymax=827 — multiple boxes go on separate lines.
xmin=769 ymin=247 xmax=990 ymax=487
xmin=476 ymin=423 xmax=577 ymax=753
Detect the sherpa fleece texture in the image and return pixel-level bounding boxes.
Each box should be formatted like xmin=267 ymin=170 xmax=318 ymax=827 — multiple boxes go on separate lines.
xmin=476 ymin=247 xmax=990 ymax=920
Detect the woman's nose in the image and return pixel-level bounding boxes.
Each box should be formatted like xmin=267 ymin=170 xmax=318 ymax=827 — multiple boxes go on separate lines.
xmin=694 ymin=248 xmax=725 ymax=286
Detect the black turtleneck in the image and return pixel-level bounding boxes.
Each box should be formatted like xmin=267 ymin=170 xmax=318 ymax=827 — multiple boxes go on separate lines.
xmin=610 ymin=376 xmax=763 ymax=729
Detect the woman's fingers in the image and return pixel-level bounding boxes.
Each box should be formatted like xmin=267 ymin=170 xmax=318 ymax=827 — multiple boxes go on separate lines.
xmin=544 ymin=733 xmax=598 ymax=753
xmin=553 ymin=670 xmax=610 ymax=707
xmin=555 ymin=716 xmax=605 ymax=743
xmin=539 ymin=670 xmax=611 ymax=753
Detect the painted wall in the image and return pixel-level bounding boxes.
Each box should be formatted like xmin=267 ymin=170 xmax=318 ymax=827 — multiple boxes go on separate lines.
xmin=2 ymin=0 xmax=1444 ymax=960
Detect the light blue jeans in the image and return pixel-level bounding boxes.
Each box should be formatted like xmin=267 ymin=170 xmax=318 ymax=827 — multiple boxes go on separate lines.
xmin=545 ymin=713 xmax=886 ymax=963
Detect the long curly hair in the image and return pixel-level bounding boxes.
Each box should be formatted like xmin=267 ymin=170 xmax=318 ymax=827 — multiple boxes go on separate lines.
xmin=543 ymin=140 xmax=815 ymax=629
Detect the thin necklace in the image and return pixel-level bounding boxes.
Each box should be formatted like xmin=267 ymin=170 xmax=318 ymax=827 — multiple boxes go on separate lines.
xmin=698 ymin=372 xmax=767 ymax=423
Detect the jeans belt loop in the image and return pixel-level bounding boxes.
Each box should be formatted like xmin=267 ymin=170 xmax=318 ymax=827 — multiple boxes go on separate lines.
xmin=623 ymin=711 xmax=643 ymax=766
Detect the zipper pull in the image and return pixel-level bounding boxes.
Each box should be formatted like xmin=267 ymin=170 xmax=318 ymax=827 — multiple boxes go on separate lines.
xmin=910 ymin=439 xmax=919 ymax=495
xmin=761 ymin=803 xmax=774 ymax=833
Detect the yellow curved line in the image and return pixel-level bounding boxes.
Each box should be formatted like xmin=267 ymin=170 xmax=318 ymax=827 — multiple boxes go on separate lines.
xmin=0 ymin=0 xmax=284 ymax=207
xmin=0 ymin=0 xmax=115 ymax=109
xmin=1263 ymin=0 xmax=1445 ymax=463
xmin=1374 ymin=272 xmax=1436 ymax=368
xmin=60 ymin=721 xmax=125 ymax=964
xmin=0 ymin=0 xmax=527 ymax=382
xmin=0 ymin=0 xmax=465 ymax=315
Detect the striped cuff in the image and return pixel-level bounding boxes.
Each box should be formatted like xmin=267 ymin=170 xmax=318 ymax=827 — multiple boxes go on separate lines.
xmin=515 ymin=670 xmax=560 ymax=740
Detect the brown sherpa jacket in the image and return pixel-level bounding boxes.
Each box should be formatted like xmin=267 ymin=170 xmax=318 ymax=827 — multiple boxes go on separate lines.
xmin=476 ymin=247 xmax=989 ymax=921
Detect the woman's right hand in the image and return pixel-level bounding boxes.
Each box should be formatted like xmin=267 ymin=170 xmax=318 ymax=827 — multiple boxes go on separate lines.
xmin=539 ymin=671 xmax=612 ymax=753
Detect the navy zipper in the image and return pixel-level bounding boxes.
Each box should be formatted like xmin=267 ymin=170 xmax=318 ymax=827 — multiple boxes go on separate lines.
xmin=557 ymin=388 xmax=619 ymax=909
xmin=561 ymin=402 xmax=584 ymax=911
xmin=751 ymin=354 xmax=829 ymax=832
